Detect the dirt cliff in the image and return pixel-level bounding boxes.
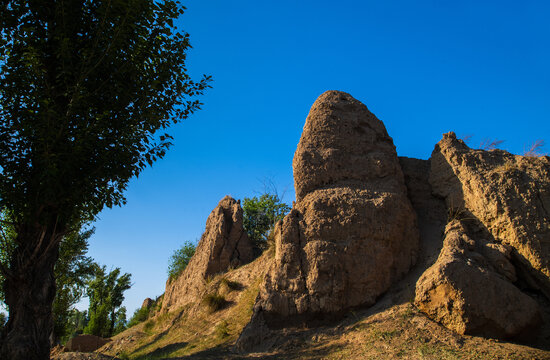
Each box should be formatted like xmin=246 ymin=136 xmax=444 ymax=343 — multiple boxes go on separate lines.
xmin=261 ymin=91 xmax=418 ymax=316
xmin=86 ymin=93 xmax=550 ymax=360
xmin=412 ymin=131 xmax=550 ymax=341
xmin=429 ymin=132 xmax=550 ymax=298
xmin=237 ymin=91 xmax=420 ymax=350
xmin=161 ymin=195 xmax=253 ymax=313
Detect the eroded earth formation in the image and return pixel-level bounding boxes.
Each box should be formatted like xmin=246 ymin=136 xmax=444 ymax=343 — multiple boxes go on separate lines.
xmin=161 ymin=195 xmax=253 ymax=312
xmin=153 ymin=91 xmax=549 ymax=353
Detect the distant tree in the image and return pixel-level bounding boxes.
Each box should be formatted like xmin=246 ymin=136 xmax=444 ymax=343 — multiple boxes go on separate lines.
xmin=0 ymin=210 xmax=16 ymax=305
xmin=63 ymin=309 xmax=88 ymax=342
xmin=242 ymin=193 xmax=291 ymax=253
xmin=167 ymin=241 xmax=196 ymax=280
xmin=0 ymin=0 xmax=210 ymax=358
xmin=52 ymin=228 xmax=95 ymax=343
xmin=113 ymin=307 xmax=128 ymax=336
xmin=84 ymin=265 xmax=131 ymax=338
xmin=0 ymin=313 xmax=6 ymax=332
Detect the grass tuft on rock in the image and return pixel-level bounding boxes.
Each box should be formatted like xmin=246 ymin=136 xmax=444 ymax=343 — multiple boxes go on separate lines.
xmin=202 ymin=293 xmax=227 ymax=313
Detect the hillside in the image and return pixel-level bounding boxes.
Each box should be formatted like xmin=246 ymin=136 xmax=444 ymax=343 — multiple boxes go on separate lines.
xmin=54 ymin=91 xmax=550 ymax=360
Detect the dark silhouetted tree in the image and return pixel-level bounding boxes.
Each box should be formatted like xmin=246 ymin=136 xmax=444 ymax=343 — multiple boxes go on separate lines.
xmin=52 ymin=228 xmax=95 ymax=343
xmin=0 ymin=0 xmax=210 ymax=358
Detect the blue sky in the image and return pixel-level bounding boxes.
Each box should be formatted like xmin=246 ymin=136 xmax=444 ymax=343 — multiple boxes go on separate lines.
xmin=81 ymin=0 xmax=550 ymax=314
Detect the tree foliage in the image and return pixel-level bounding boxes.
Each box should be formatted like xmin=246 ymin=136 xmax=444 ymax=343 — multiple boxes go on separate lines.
xmin=63 ymin=309 xmax=88 ymax=341
xmin=52 ymin=228 xmax=95 ymax=342
xmin=242 ymin=194 xmax=291 ymax=251
xmin=167 ymin=240 xmax=196 ymax=280
xmin=84 ymin=265 xmax=131 ymax=338
xmin=0 ymin=0 xmax=209 ymax=356
xmin=127 ymin=306 xmax=150 ymax=328
xmin=0 ymin=0 xmax=211 ymax=227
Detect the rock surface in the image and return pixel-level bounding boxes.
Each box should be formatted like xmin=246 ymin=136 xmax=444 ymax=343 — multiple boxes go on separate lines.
xmin=64 ymin=334 xmax=109 ymax=353
xmin=399 ymin=157 xmax=448 ymax=272
xmin=293 ymin=91 xmax=404 ymax=202
xmin=141 ymin=297 xmax=154 ymax=310
xmin=415 ymin=220 xmax=540 ymax=339
xmin=253 ymin=91 xmax=419 ymax=319
xmin=161 ymin=196 xmax=253 ymax=312
xmin=430 ymin=132 xmax=550 ymax=297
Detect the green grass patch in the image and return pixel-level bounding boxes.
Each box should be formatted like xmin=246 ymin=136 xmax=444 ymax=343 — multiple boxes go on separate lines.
xmin=372 ymin=328 xmax=400 ymax=341
xmin=215 ymin=320 xmax=230 ymax=339
xmin=142 ymin=319 xmax=155 ymax=334
xmin=202 ymin=293 xmax=228 ymax=313
xmin=219 ymin=277 xmax=242 ymax=291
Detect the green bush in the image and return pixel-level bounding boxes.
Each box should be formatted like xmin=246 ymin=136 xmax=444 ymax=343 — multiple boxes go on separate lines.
xmin=219 ymin=278 xmax=242 ymax=292
xmin=127 ymin=306 xmax=151 ymax=328
xmin=202 ymin=293 xmax=227 ymax=313
xmin=167 ymin=241 xmax=196 ymax=280
xmin=143 ymin=319 xmax=155 ymax=333
xmin=242 ymin=193 xmax=291 ymax=253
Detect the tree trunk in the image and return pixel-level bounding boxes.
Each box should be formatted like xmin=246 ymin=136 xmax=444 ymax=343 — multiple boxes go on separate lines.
xmin=109 ymin=309 xmax=115 ymax=338
xmin=1 ymin=228 xmax=61 ymax=360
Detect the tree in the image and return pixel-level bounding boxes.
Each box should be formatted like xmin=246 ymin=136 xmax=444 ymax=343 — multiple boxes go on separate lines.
xmin=167 ymin=240 xmax=196 ymax=280
xmin=0 ymin=214 xmax=95 ymax=343
xmin=242 ymin=193 xmax=291 ymax=253
xmin=64 ymin=309 xmax=88 ymax=341
xmin=0 ymin=0 xmax=210 ymax=358
xmin=84 ymin=265 xmax=131 ymax=338
xmin=52 ymin=228 xmax=95 ymax=343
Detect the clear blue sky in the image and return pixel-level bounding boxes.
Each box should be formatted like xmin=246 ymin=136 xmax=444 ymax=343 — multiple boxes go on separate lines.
xmin=81 ymin=0 xmax=550 ymax=315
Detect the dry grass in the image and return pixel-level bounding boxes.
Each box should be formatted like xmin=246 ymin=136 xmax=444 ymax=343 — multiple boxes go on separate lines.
xmin=479 ymin=138 xmax=504 ymax=150
xmin=493 ymin=160 xmax=517 ymax=174
xmin=95 ymin=252 xmax=550 ymax=360
xmin=98 ymin=288 xmax=550 ymax=360
xmin=98 ymin=265 xmax=265 ymax=360
xmin=219 ymin=277 xmax=242 ymax=292
xmin=524 ymin=139 xmax=546 ymax=157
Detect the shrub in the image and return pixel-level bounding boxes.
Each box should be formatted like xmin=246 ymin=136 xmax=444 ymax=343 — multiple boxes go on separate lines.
xmin=242 ymin=193 xmax=291 ymax=254
xmin=143 ymin=319 xmax=155 ymax=333
xmin=524 ymin=139 xmax=546 ymax=157
xmin=117 ymin=351 xmax=131 ymax=360
xmin=479 ymin=138 xmax=504 ymax=150
xmin=215 ymin=320 xmax=230 ymax=339
xmin=127 ymin=306 xmax=151 ymax=328
xmin=202 ymin=293 xmax=227 ymax=313
xmin=167 ymin=241 xmax=196 ymax=280
xmin=219 ymin=278 xmax=242 ymax=292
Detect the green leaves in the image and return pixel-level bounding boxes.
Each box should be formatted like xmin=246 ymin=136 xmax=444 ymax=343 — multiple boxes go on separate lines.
xmin=52 ymin=227 xmax=96 ymax=342
xmin=84 ymin=264 xmax=132 ymax=338
xmin=0 ymin=2 xmax=208 ymax=351
xmin=0 ymin=0 xmax=211 ymax=228
xmin=242 ymin=193 xmax=291 ymax=252
xmin=167 ymin=240 xmax=196 ymax=280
